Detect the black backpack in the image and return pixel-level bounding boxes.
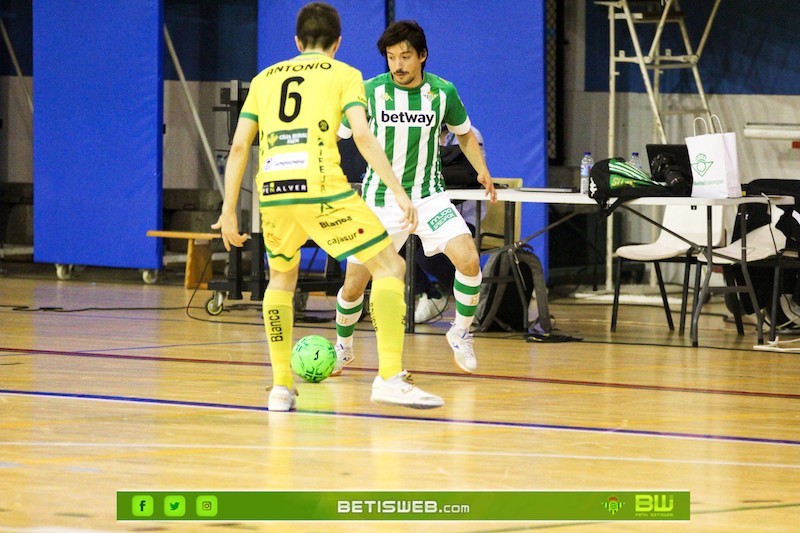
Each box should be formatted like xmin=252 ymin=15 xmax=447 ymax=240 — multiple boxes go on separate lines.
xmin=474 ymin=245 xmax=551 ymax=332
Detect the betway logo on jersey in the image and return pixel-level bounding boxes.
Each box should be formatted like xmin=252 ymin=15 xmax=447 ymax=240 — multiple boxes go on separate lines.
xmin=379 ymin=110 xmax=436 ymax=127
xmin=262 ymin=179 xmax=308 ymax=195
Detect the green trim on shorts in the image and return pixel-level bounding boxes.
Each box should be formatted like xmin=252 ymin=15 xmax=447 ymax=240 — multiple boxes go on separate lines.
xmin=266 ymin=249 xmax=295 ymax=263
xmin=259 ymin=188 xmax=355 ymax=207
xmin=335 ymin=231 xmax=390 ymax=261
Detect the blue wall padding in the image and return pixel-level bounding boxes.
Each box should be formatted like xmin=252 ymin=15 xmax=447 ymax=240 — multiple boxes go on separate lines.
xmin=258 ymin=0 xmax=385 ymax=75
xmin=395 ymin=1 xmax=548 ymax=268
xmin=33 ymin=0 xmax=163 ymax=268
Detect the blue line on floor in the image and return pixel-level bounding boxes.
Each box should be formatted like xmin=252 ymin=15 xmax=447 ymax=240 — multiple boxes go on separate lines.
xmin=2 ymin=388 xmax=799 ymax=447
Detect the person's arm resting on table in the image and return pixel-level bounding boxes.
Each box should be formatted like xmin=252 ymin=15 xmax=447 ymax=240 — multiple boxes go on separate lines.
xmin=457 ymin=128 xmax=496 ymax=203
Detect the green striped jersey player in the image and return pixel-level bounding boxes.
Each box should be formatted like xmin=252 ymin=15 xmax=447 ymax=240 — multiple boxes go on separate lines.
xmin=339 ymin=71 xmax=471 ymax=205
xmin=335 ymin=20 xmax=497 ymax=376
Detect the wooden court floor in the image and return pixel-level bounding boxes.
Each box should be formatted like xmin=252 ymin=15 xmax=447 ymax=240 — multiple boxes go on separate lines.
xmin=1 ymin=264 xmax=799 ymax=532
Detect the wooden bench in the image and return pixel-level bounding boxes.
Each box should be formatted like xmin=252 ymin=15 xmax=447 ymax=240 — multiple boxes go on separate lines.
xmin=146 ymin=230 xmax=221 ymax=289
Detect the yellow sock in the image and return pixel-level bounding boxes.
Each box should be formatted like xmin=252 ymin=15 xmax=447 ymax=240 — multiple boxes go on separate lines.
xmin=369 ymin=277 xmax=405 ymax=379
xmin=263 ymin=289 xmax=294 ymax=388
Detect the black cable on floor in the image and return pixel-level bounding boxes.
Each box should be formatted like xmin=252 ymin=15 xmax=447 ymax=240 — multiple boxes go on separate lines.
xmin=8 ymin=305 xmax=194 ymax=312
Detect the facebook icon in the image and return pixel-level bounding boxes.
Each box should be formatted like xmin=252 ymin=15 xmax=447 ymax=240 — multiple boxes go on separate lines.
xmin=131 ymin=495 xmax=154 ymax=517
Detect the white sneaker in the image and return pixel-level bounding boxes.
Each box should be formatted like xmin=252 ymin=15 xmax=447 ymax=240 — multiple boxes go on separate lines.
xmin=268 ymin=385 xmax=298 ymax=412
xmin=330 ymin=343 xmax=354 ymax=377
xmin=371 ymin=370 xmax=444 ymax=409
xmin=414 ymin=294 xmax=448 ymax=323
xmin=446 ymin=324 xmax=477 ymax=373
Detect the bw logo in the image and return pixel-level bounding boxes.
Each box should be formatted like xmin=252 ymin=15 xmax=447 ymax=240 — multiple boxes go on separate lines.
xmin=635 ymin=494 xmax=674 ymax=513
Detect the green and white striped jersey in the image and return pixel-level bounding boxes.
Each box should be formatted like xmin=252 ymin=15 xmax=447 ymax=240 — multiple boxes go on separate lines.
xmin=339 ymin=72 xmax=471 ymax=207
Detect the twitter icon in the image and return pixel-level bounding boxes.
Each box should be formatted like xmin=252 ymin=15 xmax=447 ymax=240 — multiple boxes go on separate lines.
xmin=164 ymin=495 xmax=186 ymax=517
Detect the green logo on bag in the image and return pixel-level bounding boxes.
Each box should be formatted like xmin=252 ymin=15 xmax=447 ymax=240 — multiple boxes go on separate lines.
xmin=691 ymin=153 xmax=714 ymax=177
xmin=609 ymin=175 xmax=642 ymax=190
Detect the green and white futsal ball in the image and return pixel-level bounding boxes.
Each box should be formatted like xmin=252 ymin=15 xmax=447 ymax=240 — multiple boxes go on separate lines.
xmin=291 ymin=335 xmax=337 ymax=383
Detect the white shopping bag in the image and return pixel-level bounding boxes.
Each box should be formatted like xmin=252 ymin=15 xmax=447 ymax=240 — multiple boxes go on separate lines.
xmin=685 ymin=115 xmax=741 ymax=198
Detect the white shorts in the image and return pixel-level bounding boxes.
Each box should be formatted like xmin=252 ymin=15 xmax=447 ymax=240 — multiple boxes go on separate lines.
xmin=347 ymin=193 xmax=471 ymax=265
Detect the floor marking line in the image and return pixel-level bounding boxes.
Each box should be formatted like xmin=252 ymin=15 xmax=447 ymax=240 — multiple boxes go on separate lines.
xmin=2 ymin=346 xmax=798 ymax=400
xmin=3 ymin=388 xmax=800 ymax=447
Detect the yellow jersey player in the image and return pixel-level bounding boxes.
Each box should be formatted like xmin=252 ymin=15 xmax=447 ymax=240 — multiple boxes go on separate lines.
xmin=212 ymin=2 xmax=443 ymax=411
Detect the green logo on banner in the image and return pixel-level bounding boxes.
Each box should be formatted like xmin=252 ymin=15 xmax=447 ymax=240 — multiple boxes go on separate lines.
xmin=635 ymin=494 xmax=676 ymax=517
xmin=603 ymin=495 xmax=624 ymax=515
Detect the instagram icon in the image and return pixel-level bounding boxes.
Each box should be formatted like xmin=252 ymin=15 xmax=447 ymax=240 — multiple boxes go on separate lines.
xmin=196 ymin=495 xmax=218 ymax=517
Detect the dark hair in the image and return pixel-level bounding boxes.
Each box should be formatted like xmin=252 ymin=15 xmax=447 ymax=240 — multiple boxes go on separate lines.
xmin=296 ymin=2 xmax=341 ymax=50
xmin=377 ymin=20 xmax=427 ymax=69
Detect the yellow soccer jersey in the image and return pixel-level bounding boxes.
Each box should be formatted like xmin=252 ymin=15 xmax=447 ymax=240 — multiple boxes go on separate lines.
xmin=240 ymin=52 xmax=367 ymax=207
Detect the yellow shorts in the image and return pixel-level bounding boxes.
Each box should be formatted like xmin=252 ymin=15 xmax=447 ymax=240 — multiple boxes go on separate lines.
xmin=260 ymin=189 xmax=392 ymax=272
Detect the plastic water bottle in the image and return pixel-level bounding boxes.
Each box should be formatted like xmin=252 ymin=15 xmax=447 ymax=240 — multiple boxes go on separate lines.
xmin=579 ymin=152 xmax=594 ymax=195
xmin=629 ymin=151 xmax=643 ymax=170
xmin=216 ymin=153 xmax=227 ymax=176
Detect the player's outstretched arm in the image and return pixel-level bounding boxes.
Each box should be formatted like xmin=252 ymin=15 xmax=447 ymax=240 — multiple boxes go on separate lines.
xmin=211 ymin=117 xmax=258 ymax=251
xmin=345 ymin=105 xmax=418 ymax=232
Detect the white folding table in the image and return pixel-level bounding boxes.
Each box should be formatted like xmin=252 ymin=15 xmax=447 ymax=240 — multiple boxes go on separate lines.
xmin=445 ymin=188 xmax=793 ymax=346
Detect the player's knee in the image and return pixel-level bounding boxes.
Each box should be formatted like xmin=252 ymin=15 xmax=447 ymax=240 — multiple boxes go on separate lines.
xmin=368 ymin=249 xmax=405 ymax=280
xmin=342 ymin=267 xmax=371 ymax=301
xmin=383 ymin=252 xmax=406 ymax=279
xmin=458 ymin=260 xmax=481 ymax=277
xmin=267 ymin=267 xmax=299 ymax=291
xmin=451 ymin=249 xmax=480 ymax=277
xmin=340 ymin=283 xmax=362 ymax=302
